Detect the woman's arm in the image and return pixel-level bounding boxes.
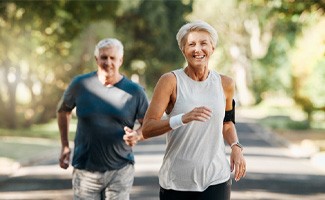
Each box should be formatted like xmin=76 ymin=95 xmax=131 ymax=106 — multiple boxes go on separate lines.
xmin=142 ymin=73 xmax=176 ymax=139
xmin=221 ymin=75 xmax=239 ymax=145
xmin=143 ymin=72 xmax=213 ymax=139
xmin=221 ymin=75 xmax=246 ymax=181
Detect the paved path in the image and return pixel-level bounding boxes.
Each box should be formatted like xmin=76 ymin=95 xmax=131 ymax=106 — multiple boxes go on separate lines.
xmin=0 ymin=118 xmax=325 ymax=200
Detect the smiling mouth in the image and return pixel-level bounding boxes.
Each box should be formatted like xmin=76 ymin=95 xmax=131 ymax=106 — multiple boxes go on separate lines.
xmin=193 ymin=55 xmax=205 ymax=59
xmin=101 ymin=64 xmax=113 ymax=70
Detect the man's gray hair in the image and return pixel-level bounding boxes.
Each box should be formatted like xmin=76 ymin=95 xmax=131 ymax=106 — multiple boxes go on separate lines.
xmin=176 ymin=20 xmax=218 ymax=51
xmin=94 ymin=38 xmax=124 ymax=58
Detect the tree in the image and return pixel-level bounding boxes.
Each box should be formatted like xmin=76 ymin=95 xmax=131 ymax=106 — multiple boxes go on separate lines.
xmin=115 ymin=0 xmax=193 ymax=93
xmin=0 ymin=0 xmax=119 ymax=128
xmin=189 ymin=0 xmax=325 ymax=120
xmin=244 ymin=0 xmax=325 ymax=123
xmin=188 ymin=0 xmax=274 ymax=105
xmin=291 ymin=17 xmax=325 ymax=122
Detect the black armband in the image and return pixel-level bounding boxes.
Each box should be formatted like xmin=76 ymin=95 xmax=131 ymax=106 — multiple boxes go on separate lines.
xmin=223 ymin=99 xmax=235 ymax=124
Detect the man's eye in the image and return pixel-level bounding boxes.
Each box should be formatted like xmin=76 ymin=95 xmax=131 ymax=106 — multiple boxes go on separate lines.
xmin=101 ymin=56 xmax=108 ymax=60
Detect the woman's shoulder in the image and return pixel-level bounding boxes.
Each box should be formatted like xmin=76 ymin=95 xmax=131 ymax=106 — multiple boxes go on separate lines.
xmin=153 ymin=71 xmax=177 ymax=93
xmin=220 ymin=74 xmax=235 ymax=92
xmin=159 ymin=71 xmax=177 ymax=82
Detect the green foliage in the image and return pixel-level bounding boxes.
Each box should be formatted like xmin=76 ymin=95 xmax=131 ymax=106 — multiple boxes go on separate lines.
xmin=291 ymin=17 xmax=325 ymax=120
xmin=115 ymin=0 xmax=193 ymax=92
xmin=251 ymin=37 xmax=292 ymax=103
xmin=240 ymin=0 xmax=325 ymax=120
xmin=306 ymin=60 xmax=325 ymax=109
xmin=0 ymin=0 xmax=119 ymax=128
xmin=1 ymin=0 xmax=324 ymax=131
xmin=0 ymin=0 xmax=193 ymax=129
xmin=259 ymin=116 xmax=310 ymax=130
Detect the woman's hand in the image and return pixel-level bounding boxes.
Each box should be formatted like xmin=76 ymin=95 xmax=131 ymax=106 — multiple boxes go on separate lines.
xmin=230 ymin=146 xmax=246 ymax=181
xmin=182 ymin=106 xmax=212 ymax=123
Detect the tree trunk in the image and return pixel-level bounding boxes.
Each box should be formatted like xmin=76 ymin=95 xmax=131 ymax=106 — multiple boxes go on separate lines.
xmin=3 ymin=62 xmax=19 ymax=129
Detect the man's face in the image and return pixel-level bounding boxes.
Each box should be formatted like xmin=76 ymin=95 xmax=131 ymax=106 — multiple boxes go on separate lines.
xmin=95 ymin=47 xmax=123 ymax=79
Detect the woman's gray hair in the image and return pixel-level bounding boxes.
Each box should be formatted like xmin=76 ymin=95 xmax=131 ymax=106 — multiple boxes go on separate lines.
xmin=94 ymin=38 xmax=124 ymax=58
xmin=176 ymin=20 xmax=218 ymax=51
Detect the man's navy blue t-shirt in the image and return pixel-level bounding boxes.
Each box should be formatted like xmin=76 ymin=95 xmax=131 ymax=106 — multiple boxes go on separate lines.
xmin=57 ymin=71 xmax=148 ymax=171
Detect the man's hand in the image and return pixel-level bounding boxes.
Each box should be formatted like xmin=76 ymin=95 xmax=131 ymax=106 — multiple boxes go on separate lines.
xmin=59 ymin=146 xmax=71 ymax=169
xmin=123 ymin=126 xmax=141 ymax=147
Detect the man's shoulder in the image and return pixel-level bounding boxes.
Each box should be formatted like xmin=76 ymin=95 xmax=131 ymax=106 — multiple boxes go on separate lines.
xmin=119 ymin=77 xmax=148 ymax=100
xmin=74 ymin=71 xmax=96 ymax=81
xmin=121 ymin=76 xmax=145 ymax=90
xmin=70 ymin=71 xmax=96 ymax=85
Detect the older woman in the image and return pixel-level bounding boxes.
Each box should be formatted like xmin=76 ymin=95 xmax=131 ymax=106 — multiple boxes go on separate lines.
xmin=142 ymin=20 xmax=246 ymax=200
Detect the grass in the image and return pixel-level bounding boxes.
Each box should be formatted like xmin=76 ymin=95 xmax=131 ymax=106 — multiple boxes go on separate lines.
xmin=0 ymin=139 xmax=59 ymax=164
xmin=0 ymin=119 xmax=77 ymax=165
xmin=0 ymin=103 xmax=324 ymax=148
xmin=237 ymin=98 xmax=325 ymax=130
xmin=0 ymin=104 xmax=323 ymax=140
xmin=237 ymin=100 xmax=325 ymax=151
xmin=0 ymin=119 xmax=77 ymax=140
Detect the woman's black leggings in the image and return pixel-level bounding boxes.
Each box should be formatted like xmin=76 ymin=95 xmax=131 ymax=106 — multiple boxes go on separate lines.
xmin=159 ymin=179 xmax=232 ymax=200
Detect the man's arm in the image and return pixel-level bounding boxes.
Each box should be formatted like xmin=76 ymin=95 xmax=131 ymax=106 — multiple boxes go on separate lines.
xmin=57 ymin=111 xmax=72 ymax=169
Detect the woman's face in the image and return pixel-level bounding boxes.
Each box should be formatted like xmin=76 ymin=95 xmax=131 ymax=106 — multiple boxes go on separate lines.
xmin=183 ymin=31 xmax=214 ymax=69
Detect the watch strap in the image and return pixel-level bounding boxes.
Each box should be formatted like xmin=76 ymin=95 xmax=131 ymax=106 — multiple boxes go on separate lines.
xmin=230 ymin=141 xmax=243 ymax=150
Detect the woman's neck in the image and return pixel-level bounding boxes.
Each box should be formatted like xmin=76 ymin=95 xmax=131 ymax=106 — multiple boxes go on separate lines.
xmin=184 ymin=66 xmax=209 ymax=81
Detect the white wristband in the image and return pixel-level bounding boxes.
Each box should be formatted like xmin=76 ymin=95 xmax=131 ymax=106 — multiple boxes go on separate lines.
xmin=169 ymin=113 xmax=185 ymax=130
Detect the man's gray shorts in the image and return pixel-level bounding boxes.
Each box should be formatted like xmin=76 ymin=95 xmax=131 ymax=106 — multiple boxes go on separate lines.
xmin=72 ymin=164 xmax=134 ymax=200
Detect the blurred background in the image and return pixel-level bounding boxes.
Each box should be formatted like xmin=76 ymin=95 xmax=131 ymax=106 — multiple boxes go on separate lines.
xmin=0 ymin=0 xmax=324 ymax=134
xmin=0 ymin=0 xmax=324 ymax=198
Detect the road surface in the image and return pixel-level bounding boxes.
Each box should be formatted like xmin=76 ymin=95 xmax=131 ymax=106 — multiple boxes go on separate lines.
xmin=0 ymin=118 xmax=324 ymax=200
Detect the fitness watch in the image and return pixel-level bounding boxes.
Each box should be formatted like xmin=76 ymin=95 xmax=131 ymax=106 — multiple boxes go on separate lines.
xmin=230 ymin=141 xmax=243 ymax=151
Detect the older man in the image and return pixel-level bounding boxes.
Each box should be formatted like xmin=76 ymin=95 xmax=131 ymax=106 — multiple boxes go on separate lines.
xmin=57 ymin=38 xmax=148 ymax=199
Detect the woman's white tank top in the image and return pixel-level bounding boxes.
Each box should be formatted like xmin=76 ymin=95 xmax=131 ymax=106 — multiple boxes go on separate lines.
xmin=159 ymin=68 xmax=231 ymax=191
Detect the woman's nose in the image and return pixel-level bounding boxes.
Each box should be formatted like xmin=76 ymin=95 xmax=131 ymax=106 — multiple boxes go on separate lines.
xmin=195 ymin=46 xmax=202 ymax=53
